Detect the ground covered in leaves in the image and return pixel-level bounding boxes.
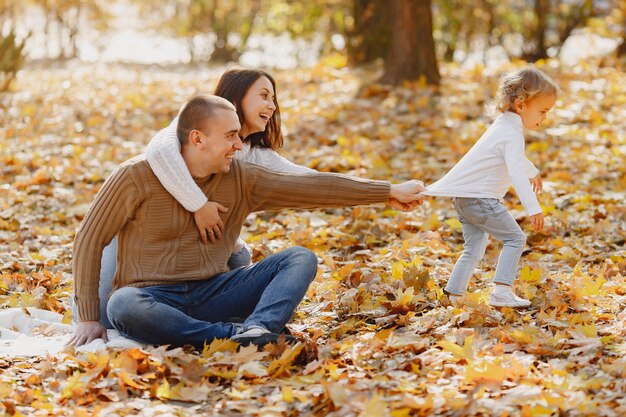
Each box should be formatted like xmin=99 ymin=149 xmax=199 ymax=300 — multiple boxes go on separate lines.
xmin=1 ymin=58 xmax=625 ymax=416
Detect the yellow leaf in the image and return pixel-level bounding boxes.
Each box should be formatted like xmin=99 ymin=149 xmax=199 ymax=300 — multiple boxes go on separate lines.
xmin=390 ymin=408 xmax=412 ymax=417
xmin=31 ymin=400 xmax=54 ymax=412
xmin=444 ymin=218 xmax=462 ymax=231
xmin=578 ymin=324 xmax=597 ymax=338
xmin=282 ymin=385 xmax=294 ymax=403
xmin=465 ymin=360 xmax=507 ymax=385
xmin=60 ymin=374 xmax=84 ymax=400
xmin=363 ymin=395 xmax=388 ymax=417
xmin=202 ymin=338 xmax=239 ymax=356
xmin=156 ymin=379 xmax=170 ymax=399
xmin=392 ymin=262 xmax=404 ymax=280
xmin=522 ymin=404 xmax=555 ymax=417
xmin=510 ymin=329 xmax=533 ymax=345
xmin=268 ymin=344 xmax=304 ymax=376
xmin=118 ymin=371 xmax=148 ymax=389
xmin=438 ymin=335 xmax=473 ymax=360
xmin=520 ymin=265 xmax=542 ymax=284
xmin=0 ymin=381 xmax=13 ymax=398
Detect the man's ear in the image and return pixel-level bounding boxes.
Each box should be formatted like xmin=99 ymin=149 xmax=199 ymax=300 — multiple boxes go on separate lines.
xmin=189 ymin=129 xmax=203 ymax=146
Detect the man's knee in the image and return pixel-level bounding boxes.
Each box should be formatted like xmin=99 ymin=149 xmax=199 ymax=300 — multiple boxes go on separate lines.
xmin=106 ymin=287 xmax=143 ymax=325
xmin=287 ymin=246 xmax=318 ymax=268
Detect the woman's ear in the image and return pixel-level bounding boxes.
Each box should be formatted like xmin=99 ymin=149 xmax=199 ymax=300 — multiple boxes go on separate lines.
xmin=513 ymin=97 xmax=525 ymax=113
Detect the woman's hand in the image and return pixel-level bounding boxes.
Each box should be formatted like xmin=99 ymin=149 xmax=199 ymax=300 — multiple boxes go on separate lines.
xmin=194 ymin=201 xmax=229 ymax=244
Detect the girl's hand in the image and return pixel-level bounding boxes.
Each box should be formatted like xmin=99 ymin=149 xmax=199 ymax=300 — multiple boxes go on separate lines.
xmin=530 ymin=174 xmax=543 ymax=194
xmin=529 ymin=213 xmax=544 ymax=232
xmin=194 ymin=201 xmax=229 ymax=244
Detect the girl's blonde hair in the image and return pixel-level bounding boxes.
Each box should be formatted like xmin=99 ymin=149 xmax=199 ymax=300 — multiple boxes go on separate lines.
xmin=495 ymin=67 xmax=558 ymax=113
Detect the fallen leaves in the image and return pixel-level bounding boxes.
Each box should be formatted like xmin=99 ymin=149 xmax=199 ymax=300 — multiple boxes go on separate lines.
xmin=1 ymin=59 xmax=625 ymax=416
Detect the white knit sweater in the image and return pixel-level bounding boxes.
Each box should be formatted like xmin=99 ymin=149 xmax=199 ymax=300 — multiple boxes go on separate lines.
xmin=146 ymin=117 xmax=314 ymax=212
xmin=425 ymin=112 xmax=542 ymax=216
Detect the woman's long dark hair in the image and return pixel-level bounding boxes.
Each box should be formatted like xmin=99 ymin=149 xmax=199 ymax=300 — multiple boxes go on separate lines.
xmin=214 ymin=68 xmax=283 ymax=150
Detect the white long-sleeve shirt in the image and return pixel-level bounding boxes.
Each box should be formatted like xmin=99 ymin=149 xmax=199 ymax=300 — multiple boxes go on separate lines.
xmin=424 ymin=112 xmax=542 ymax=216
xmin=146 ymin=117 xmax=315 ymax=212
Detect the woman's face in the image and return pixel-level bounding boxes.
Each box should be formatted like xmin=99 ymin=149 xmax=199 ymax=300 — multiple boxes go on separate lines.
xmin=239 ymin=76 xmax=276 ymax=139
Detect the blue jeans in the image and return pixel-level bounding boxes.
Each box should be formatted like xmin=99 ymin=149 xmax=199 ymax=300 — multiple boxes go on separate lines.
xmin=72 ymin=236 xmax=253 ymax=329
xmin=445 ymin=197 xmax=527 ymax=295
xmin=105 ymin=246 xmax=317 ymax=348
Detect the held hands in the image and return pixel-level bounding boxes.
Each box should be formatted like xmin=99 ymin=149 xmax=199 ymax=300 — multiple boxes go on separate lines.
xmin=194 ymin=201 xmax=229 ymax=244
xmin=530 ymin=174 xmax=543 ymax=194
xmin=529 ymin=213 xmax=544 ymax=232
xmin=388 ymin=180 xmax=427 ymax=212
xmin=67 ymin=321 xmax=108 ymax=347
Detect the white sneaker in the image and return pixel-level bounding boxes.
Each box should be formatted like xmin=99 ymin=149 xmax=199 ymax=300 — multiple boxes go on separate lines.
xmin=448 ymin=294 xmax=463 ymax=305
xmin=489 ymin=291 xmax=531 ymax=308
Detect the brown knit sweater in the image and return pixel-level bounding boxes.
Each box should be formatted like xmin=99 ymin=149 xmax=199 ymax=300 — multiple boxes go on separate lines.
xmin=73 ymin=156 xmax=391 ymax=322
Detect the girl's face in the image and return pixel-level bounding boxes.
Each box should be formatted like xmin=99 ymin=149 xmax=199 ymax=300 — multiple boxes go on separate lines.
xmin=515 ymin=93 xmax=556 ymax=130
xmin=239 ymin=76 xmax=276 ymax=138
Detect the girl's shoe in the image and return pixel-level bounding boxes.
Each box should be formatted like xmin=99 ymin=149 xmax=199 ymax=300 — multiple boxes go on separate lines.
xmin=489 ymin=291 xmax=531 ymax=308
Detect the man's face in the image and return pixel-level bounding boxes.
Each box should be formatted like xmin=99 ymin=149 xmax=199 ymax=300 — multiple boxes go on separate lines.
xmin=197 ymin=108 xmax=242 ymax=174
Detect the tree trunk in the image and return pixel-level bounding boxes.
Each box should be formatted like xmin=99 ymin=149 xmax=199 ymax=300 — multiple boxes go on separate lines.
xmin=381 ymin=0 xmax=440 ymax=86
xmin=617 ymin=13 xmax=626 ymax=56
xmin=529 ymin=0 xmax=549 ymax=61
xmin=346 ymin=0 xmax=391 ymax=66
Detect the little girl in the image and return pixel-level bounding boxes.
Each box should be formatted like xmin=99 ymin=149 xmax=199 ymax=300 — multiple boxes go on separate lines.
xmin=425 ymin=67 xmax=558 ymax=308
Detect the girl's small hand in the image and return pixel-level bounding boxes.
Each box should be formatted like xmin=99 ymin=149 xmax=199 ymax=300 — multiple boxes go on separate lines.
xmin=530 ymin=174 xmax=543 ymax=194
xmin=529 ymin=213 xmax=544 ymax=232
xmin=194 ymin=201 xmax=229 ymax=244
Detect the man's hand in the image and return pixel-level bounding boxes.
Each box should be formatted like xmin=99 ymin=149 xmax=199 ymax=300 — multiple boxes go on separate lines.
xmin=194 ymin=201 xmax=229 ymax=244
xmin=67 ymin=321 xmax=109 ymax=347
xmin=389 ymin=180 xmax=427 ymax=206
xmin=530 ymin=174 xmax=543 ymax=194
xmin=387 ymin=198 xmax=420 ymax=212
xmin=529 ymin=213 xmax=544 ymax=232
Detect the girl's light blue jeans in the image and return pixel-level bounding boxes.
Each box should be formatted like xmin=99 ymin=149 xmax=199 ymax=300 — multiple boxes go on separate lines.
xmin=72 ymin=236 xmax=253 ymax=330
xmin=445 ymin=197 xmax=527 ymax=295
xmin=104 ymin=246 xmax=317 ymax=348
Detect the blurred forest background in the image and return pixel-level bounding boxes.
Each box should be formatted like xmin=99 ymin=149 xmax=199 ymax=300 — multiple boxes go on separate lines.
xmin=1 ymin=1 xmax=626 ymax=416
xmin=1 ymin=0 xmax=625 ymax=88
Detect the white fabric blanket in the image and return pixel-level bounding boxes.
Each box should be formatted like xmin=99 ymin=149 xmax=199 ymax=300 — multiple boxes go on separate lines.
xmin=0 ymin=307 xmax=145 ymax=357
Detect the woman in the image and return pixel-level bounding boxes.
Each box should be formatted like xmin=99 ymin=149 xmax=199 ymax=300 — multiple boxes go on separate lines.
xmin=76 ymin=68 xmax=314 ymax=329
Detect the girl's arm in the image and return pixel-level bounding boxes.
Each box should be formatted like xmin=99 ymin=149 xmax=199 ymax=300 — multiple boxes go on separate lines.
xmin=146 ymin=119 xmax=227 ymax=244
xmin=504 ymin=137 xmax=542 ymax=216
xmin=244 ymin=146 xmax=315 ymax=173
xmin=524 ymin=157 xmax=539 ymax=178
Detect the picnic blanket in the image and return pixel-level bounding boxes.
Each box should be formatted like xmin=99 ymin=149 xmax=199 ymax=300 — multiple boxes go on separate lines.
xmin=0 ymin=307 xmax=145 ymax=357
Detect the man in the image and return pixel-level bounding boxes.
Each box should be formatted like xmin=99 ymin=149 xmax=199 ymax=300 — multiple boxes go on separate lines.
xmin=69 ymin=95 xmax=426 ymax=348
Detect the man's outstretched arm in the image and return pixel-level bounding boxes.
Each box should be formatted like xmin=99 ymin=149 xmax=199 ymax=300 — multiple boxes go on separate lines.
xmin=244 ymin=164 xmax=426 ymax=213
